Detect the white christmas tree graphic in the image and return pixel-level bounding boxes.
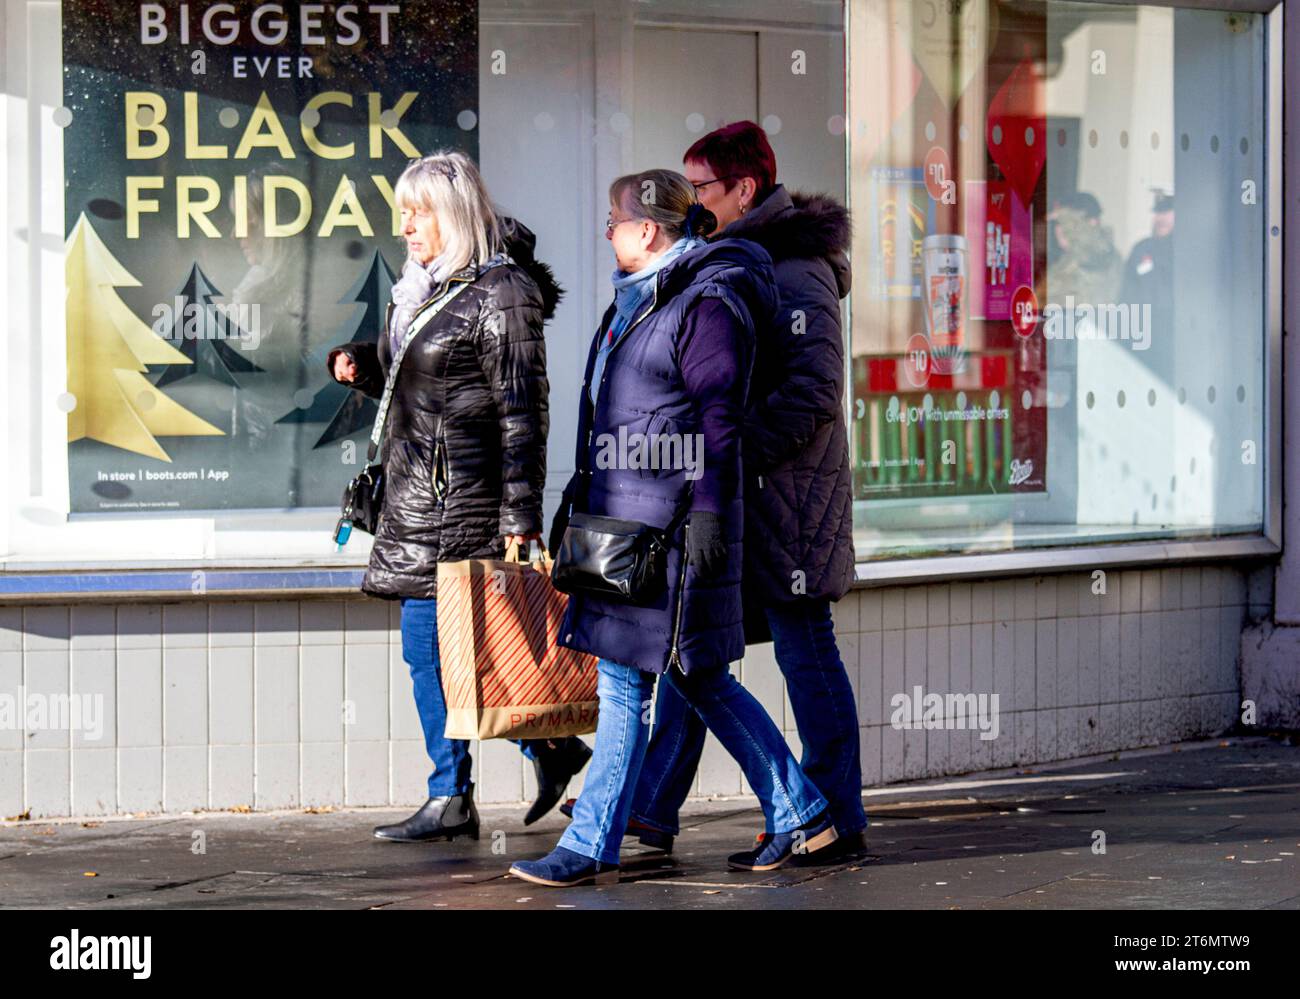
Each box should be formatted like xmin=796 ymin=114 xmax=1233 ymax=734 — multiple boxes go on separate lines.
xmin=65 ymin=213 xmax=223 ymax=462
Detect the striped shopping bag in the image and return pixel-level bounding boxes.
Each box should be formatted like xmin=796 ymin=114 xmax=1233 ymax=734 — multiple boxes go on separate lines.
xmin=436 ymin=544 xmax=599 ymax=741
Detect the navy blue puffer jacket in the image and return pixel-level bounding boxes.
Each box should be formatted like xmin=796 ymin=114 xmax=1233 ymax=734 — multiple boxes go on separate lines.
xmin=558 ymin=239 xmax=778 ymax=675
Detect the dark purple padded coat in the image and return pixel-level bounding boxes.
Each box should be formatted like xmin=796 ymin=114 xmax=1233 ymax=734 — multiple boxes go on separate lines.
xmin=718 ymin=187 xmax=855 ymax=637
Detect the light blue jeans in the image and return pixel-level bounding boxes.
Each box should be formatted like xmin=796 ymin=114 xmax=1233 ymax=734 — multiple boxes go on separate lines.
xmin=400 ymin=596 xmax=551 ymax=797
xmin=631 ymin=599 xmax=867 ymax=836
xmin=559 ymin=657 xmax=829 ymax=864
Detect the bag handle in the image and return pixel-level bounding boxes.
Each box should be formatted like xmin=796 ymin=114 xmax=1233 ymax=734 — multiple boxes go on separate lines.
xmin=504 ymin=538 xmax=553 ymax=571
xmin=570 ymin=468 xmax=695 ymax=540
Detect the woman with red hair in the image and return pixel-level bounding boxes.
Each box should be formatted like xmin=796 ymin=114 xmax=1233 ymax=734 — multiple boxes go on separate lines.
xmin=621 ymin=121 xmax=866 ymax=862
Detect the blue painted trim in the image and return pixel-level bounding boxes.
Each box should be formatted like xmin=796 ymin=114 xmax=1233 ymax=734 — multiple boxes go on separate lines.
xmin=0 ymin=568 xmax=365 ymax=597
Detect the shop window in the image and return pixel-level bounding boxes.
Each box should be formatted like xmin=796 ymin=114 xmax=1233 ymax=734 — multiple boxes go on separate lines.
xmin=847 ymin=0 xmax=1271 ymax=558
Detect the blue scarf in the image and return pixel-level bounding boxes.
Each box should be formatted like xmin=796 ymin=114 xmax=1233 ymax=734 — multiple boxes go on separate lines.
xmin=590 ymin=236 xmax=703 ymax=404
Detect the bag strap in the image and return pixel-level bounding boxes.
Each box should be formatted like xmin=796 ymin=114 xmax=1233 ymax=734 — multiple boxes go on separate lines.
xmin=571 ymin=465 xmax=696 ymax=539
xmin=366 ymin=259 xmax=504 ymax=463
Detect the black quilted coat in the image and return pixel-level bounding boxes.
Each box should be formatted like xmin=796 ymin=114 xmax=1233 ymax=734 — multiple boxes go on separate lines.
xmin=716 ymin=186 xmax=855 ymax=626
xmin=326 ymin=219 xmax=562 ymax=600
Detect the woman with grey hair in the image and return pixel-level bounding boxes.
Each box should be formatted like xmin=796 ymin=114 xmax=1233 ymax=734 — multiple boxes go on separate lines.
xmin=328 ymin=151 xmax=590 ymax=841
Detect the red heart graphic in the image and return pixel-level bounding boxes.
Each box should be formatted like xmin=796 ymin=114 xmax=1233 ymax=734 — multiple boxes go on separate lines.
xmin=986 ymin=59 xmax=1046 ymax=205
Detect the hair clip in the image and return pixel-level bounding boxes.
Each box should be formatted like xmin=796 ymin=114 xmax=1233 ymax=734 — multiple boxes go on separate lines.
xmin=684 ymin=202 xmax=705 ymax=236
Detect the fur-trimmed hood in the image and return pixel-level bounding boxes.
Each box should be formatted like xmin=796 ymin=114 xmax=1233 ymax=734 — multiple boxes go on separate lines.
xmin=499 ymin=215 xmax=565 ymax=321
xmin=713 ymin=185 xmax=851 ymax=298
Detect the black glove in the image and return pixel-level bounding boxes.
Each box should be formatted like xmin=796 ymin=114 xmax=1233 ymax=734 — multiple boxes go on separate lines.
xmin=687 ymin=511 xmax=727 ymax=580
xmin=548 ymin=476 xmax=578 ymax=555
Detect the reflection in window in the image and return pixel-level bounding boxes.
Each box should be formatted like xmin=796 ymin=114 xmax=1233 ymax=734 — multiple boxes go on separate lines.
xmin=848 ymin=0 xmax=1268 ymax=558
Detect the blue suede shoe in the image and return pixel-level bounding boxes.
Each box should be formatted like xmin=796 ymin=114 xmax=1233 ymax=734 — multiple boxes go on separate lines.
xmin=790 ymin=827 xmax=869 ymax=867
xmin=509 ymin=845 xmax=620 ymax=887
xmin=726 ymin=810 xmax=839 ymax=872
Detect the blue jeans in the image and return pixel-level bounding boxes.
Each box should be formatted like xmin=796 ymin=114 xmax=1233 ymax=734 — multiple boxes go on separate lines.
xmin=399 ymin=596 xmax=550 ymax=797
xmin=630 ymin=599 xmax=867 ymax=837
xmin=560 ymin=657 xmax=829 ymax=865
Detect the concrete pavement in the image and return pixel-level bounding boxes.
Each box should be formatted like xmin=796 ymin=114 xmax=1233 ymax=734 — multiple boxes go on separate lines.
xmin=2 ymin=735 xmax=1297 ymax=910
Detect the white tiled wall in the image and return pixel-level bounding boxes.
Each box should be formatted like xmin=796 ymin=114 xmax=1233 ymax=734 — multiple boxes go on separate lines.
xmin=0 ymin=563 xmax=1258 ymax=819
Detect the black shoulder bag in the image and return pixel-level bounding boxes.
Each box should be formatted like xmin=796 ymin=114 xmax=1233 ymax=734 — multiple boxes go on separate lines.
xmin=333 ymin=267 xmax=492 ymax=546
xmin=550 ymin=485 xmax=693 ymax=604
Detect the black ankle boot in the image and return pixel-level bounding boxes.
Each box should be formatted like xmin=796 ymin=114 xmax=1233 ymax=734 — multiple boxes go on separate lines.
xmin=373 ymin=787 xmax=480 ymax=842
xmin=524 ymin=738 xmax=593 ymax=826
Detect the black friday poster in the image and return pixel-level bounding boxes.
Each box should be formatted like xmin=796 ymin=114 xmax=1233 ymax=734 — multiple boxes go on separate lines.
xmin=63 ymin=0 xmax=476 ymax=512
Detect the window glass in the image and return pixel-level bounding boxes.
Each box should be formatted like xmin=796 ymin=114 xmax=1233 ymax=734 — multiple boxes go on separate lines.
xmin=848 ymin=0 xmax=1269 ymax=558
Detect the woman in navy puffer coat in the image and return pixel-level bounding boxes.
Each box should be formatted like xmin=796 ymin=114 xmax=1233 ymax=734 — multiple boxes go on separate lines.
xmin=626 ymin=122 xmax=867 ymax=863
xmin=508 ymin=170 xmax=838 ymax=888
xmin=557 ymin=208 xmax=767 ymax=676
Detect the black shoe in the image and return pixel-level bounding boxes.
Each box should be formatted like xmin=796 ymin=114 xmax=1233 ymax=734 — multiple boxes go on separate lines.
xmin=524 ymin=738 xmax=593 ymax=826
xmin=373 ymin=790 xmax=480 ymax=842
xmin=628 ymin=817 xmax=674 ymax=853
xmin=557 ymin=797 xmax=673 ymax=852
xmin=726 ymin=810 xmax=838 ymax=872
xmin=789 ymin=828 xmax=869 ymax=867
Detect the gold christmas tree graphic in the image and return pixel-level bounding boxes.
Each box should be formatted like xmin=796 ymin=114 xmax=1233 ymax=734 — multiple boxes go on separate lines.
xmin=65 ymin=213 xmax=223 ymax=462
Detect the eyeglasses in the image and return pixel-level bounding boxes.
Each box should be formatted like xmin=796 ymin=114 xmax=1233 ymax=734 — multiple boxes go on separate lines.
xmin=690 ymin=174 xmax=740 ymax=192
xmin=605 ymin=214 xmax=645 ymax=236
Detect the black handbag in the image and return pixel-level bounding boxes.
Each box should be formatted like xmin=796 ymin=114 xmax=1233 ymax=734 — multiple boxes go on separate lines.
xmin=335 ymin=461 xmax=384 ymax=543
xmin=551 ymin=490 xmax=692 ymax=604
xmin=332 ymin=267 xmax=492 ymax=546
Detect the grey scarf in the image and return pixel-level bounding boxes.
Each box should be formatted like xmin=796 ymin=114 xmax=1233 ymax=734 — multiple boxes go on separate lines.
xmin=388 ymin=255 xmax=446 ymax=357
